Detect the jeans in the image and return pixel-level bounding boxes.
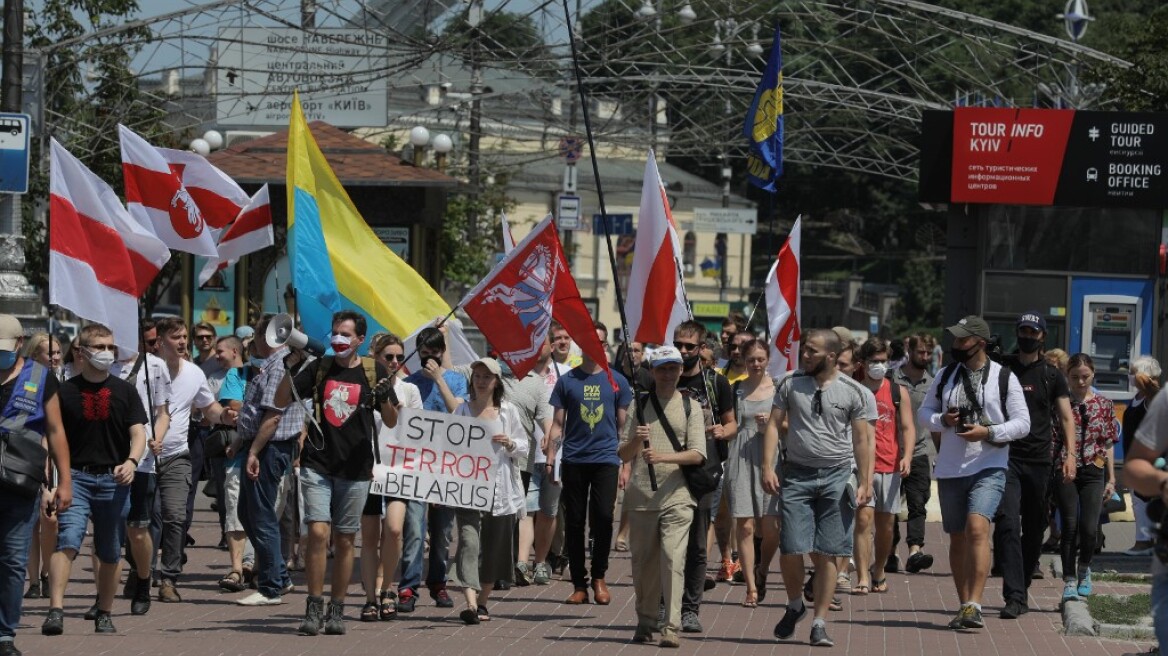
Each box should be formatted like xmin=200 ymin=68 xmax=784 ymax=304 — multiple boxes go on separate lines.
xmin=1153 ymin=570 xmax=1168 ymax=652
xmin=682 ymin=490 xmax=713 ymax=614
xmin=400 ymin=501 xmax=454 ymax=592
xmin=778 ymin=462 xmax=856 ymax=557
xmin=892 ymin=453 xmax=931 ymax=551
xmin=0 ymin=492 xmax=37 ymax=640
xmin=992 ymin=459 xmax=1051 ymax=603
xmin=182 ymin=425 xmax=208 ymax=541
xmin=156 ymin=452 xmax=193 ymax=583
xmin=209 ymin=455 xmax=227 ymax=533
xmin=560 ymin=462 xmax=619 ymax=589
xmin=57 ymin=470 xmax=131 ymax=563
xmin=238 ymin=440 xmax=295 ymax=598
xmin=937 ymin=468 xmax=1006 ymax=534
xmin=1055 ymin=463 xmax=1105 ymax=577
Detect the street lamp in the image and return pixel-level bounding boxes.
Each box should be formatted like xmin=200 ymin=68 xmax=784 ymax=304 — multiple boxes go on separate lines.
xmin=432 ymin=133 xmax=453 ymax=172
xmin=1039 ymin=0 xmax=1104 ymax=108
xmin=190 ymin=129 xmax=226 ymax=156
xmin=409 ymin=125 xmax=431 ymax=165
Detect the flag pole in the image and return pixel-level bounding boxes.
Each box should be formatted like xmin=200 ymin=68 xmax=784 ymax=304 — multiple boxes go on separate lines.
xmin=560 ymin=0 xmax=655 ymax=491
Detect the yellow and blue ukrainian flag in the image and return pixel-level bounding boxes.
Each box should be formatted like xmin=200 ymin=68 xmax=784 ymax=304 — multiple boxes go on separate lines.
xmin=286 ymin=91 xmax=451 ymax=351
xmin=744 ymin=27 xmax=784 ymax=192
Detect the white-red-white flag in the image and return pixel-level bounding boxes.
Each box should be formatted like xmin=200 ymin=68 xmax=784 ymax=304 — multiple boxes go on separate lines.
xmin=766 ymin=216 xmax=801 ymax=377
xmin=49 ymin=139 xmax=170 ymax=354
xmin=625 ymin=150 xmax=688 ymax=344
xmin=501 ymin=213 xmax=516 ymax=253
xmin=118 ymin=124 xmax=218 ymax=257
xmin=155 ymin=147 xmax=251 ymax=230
xmin=197 ymin=185 xmax=274 ymax=286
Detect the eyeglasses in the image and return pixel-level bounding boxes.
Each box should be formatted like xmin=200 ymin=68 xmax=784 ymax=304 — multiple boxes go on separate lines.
xmin=194 ymin=334 xmax=215 ymax=341
xmin=84 ymin=344 xmax=117 ymax=352
xmin=144 ymin=338 xmax=158 ymax=347
xmin=381 ymin=354 xmax=406 ymax=362
xmin=673 ymin=341 xmax=700 ymax=352
xmin=726 ymin=344 xmax=739 ymax=352
xmin=813 ymin=389 xmax=823 ymax=416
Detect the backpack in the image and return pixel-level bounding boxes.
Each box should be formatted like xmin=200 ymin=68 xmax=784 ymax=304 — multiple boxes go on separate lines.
xmin=933 ymin=361 xmax=1011 ymax=421
xmin=312 ymin=355 xmax=379 ymax=427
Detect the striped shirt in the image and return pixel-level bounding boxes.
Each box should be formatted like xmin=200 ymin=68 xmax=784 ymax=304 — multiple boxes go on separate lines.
xmin=238 ymin=347 xmax=307 ymax=443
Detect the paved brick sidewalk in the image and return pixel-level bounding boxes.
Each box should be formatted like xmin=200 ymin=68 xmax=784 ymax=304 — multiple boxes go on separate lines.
xmin=11 ymin=498 xmax=1157 ymax=656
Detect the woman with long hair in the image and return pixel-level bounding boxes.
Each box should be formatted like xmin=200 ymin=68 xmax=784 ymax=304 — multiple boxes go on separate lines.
xmin=450 ymin=358 xmax=527 ymax=624
xmin=1123 ymin=355 xmax=1162 ymax=556
xmin=1056 ymin=353 xmax=1118 ymax=601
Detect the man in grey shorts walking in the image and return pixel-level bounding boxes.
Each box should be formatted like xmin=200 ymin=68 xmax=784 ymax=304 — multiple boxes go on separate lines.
xmin=762 ymin=329 xmax=873 ymax=647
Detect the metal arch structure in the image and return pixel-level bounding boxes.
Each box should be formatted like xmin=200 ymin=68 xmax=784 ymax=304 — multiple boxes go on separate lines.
xmin=34 ymin=0 xmax=1133 ymax=184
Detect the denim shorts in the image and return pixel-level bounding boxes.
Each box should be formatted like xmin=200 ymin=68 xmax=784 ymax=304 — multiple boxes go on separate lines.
xmin=126 ymin=471 xmax=156 ymax=529
xmin=57 ymin=469 xmax=131 ymax=563
xmin=778 ymin=461 xmax=855 ymax=557
xmin=937 ymin=467 xmax=1007 ymax=534
xmin=300 ymin=466 xmax=370 ymax=534
xmin=525 ymin=467 xmax=561 ymax=516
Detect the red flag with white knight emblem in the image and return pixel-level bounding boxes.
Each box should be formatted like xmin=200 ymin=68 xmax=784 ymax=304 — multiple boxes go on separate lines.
xmin=322 ymin=379 xmax=362 ymax=427
xmin=119 ymin=124 xmax=219 ymax=257
xmin=460 ymin=214 xmax=615 ymax=386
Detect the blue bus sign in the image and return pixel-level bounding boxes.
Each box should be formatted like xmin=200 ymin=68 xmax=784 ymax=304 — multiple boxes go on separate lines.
xmin=0 ymin=113 xmax=30 ymax=194
xmin=592 ymin=213 xmax=633 ymax=235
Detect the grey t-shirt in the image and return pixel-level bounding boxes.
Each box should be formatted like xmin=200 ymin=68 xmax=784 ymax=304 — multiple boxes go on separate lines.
xmin=893 ymin=366 xmax=934 ymax=457
xmin=775 ymin=372 xmax=874 ymax=469
xmin=1135 ymin=391 xmax=1168 ymax=576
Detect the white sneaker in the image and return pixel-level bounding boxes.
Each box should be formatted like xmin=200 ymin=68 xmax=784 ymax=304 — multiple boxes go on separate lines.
xmin=237 ymin=591 xmax=284 ymax=606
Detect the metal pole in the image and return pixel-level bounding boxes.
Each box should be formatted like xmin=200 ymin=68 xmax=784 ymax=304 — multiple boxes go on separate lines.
xmin=0 ymin=0 xmax=37 ymax=319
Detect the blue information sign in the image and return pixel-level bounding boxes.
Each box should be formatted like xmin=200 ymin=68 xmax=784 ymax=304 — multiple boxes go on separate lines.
xmin=592 ymin=213 xmax=633 ymax=235
xmin=0 ymin=113 xmax=30 ymax=194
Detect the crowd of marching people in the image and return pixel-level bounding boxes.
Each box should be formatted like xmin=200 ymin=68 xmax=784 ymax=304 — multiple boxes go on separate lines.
xmin=4 ymin=306 xmax=1167 ymax=654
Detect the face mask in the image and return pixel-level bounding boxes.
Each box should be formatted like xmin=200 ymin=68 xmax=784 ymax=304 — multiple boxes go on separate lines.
xmin=249 ymin=355 xmax=267 ymax=368
xmin=682 ymin=354 xmax=700 ymax=370
xmin=0 ymin=350 xmax=15 ymax=370
xmin=88 ymin=349 xmax=116 ymax=371
xmin=949 ymin=344 xmax=979 ymax=364
xmin=1017 ymin=337 xmax=1041 ymax=354
xmin=330 ymin=335 xmax=356 ymax=358
xmin=866 ymin=362 xmax=888 ymax=380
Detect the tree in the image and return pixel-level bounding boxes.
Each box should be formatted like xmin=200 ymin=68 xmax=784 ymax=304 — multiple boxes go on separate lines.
xmin=440 ymin=175 xmax=513 ymax=296
xmin=886 ymin=257 xmax=944 ymax=338
xmin=1083 ymin=6 xmax=1168 ymax=111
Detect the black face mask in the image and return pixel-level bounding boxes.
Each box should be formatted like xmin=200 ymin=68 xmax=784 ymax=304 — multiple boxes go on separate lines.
xmin=949 ymin=344 xmax=980 ymax=363
xmin=682 ymin=355 xmax=700 ymax=370
xmin=1016 ymin=337 xmax=1042 ymax=354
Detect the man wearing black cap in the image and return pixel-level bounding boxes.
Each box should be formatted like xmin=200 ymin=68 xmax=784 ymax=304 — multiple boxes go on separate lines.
xmin=993 ymin=312 xmax=1077 ymax=619
xmin=918 ymin=315 xmax=1030 ymax=631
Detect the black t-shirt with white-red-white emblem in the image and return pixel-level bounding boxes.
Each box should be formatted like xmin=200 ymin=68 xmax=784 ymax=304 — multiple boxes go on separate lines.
xmin=293 ymin=358 xmax=388 ymax=481
xmin=59 ymin=374 xmax=147 ymax=469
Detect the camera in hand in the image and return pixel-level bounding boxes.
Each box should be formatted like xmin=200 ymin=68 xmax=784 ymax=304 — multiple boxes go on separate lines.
xmin=420 ymin=355 xmax=439 ymax=370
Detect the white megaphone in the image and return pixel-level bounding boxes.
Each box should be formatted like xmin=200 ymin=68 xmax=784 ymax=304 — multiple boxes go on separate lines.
xmin=265 ymin=313 xmax=326 ymax=356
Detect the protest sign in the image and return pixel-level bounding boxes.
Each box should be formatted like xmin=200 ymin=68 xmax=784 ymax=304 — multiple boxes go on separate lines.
xmin=370 ymin=407 xmax=498 ymax=511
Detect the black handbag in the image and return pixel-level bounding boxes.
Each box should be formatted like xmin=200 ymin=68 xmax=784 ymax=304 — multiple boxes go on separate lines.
xmin=648 ymin=392 xmax=721 ymax=499
xmin=0 ymin=363 xmax=50 ymax=497
xmin=203 ymin=426 xmax=236 ymax=460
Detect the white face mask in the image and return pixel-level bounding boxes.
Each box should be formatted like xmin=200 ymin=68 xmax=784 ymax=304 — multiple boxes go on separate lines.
xmin=330 ymin=335 xmax=356 ymax=358
xmin=88 ymin=349 xmax=116 ymax=371
xmin=866 ymin=362 xmax=888 ymax=380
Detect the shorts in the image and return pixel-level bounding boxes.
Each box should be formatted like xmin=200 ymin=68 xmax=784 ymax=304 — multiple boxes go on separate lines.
xmin=866 ymin=472 xmax=902 ymax=514
xmin=223 ymin=456 xmax=245 ymax=533
xmin=778 ymin=461 xmax=855 ymax=557
xmin=525 ymin=467 xmax=561 ymax=516
xmin=300 ymin=466 xmax=370 ymax=534
xmin=126 ymin=471 xmax=156 ymax=529
xmin=937 ymin=467 xmax=1006 ymax=534
xmin=57 ymin=469 xmax=131 ymax=564
xmin=362 ymin=492 xmax=385 ymax=517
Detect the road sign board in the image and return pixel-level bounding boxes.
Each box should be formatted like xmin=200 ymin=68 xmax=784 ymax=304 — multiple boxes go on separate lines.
xmin=0 ymin=113 xmax=30 ymax=194
xmin=693 ymin=207 xmax=757 ymax=234
xmin=592 ymin=213 xmax=633 ymax=235
xmin=558 ymin=136 xmax=584 ymax=163
xmin=557 ymin=194 xmax=581 ymax=230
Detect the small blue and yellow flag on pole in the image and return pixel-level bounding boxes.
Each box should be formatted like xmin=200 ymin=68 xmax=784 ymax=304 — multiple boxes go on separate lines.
xmin=744 ymin=27 xmax=784 ymax=192
xmin=286 ymin=91 xmax=451 ymax=350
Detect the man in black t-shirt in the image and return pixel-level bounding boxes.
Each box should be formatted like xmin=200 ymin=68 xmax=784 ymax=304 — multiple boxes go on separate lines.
xmin=275 ymin=310 xmax=398 ymax=636
xmin=44 ymin=324 xmax=147 ymax=637
xmin=671 ymin=321 xmax=737 ymax=634
xmin=992 ymin=312 xmax=1077 ymax=620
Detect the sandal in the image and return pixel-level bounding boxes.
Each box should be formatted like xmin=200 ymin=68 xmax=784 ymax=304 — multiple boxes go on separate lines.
xmin=379 ymin=590 xmax=397 ymax=621
xmin=851 ymin=584 xmax=870 ymax=596
xmin=829 ymin=596 xmax=843 ymax=611
xmin=742 ymin=590 xmax=759 ymax=608
xmin=460 ymin=608 xmax=480 ymax=625
xmin=872 ymin=578 xmax=888 ymax=593
xmin=477 ymin=604 xmax=491 ymax=622
xmin=836 ymin=572 xmax=852 ymax=593
xmin=360 ymin=601 xmax=380 ymax=622
xmin=218 ymin=571 xmax=246 ymax=593
xmin=614 ymin=538 xmax=629 ymax=552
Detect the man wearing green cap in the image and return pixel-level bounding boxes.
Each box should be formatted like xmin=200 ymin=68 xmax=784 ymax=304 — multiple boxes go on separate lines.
xmin=918 ymin=315 xmax=1030 ymax=631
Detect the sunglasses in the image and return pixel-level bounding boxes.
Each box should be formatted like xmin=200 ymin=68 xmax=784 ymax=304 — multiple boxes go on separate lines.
xmin=194 ymin=334 xmax=215 ymax=341
xmin=673 ymin=341 xmax=700 ymax=352
xmin=85 ymin=344 xmax=118 ymax=352
xmin=145 ymin=338 xmax=158 ymax=347
xmin=381 ymin=354 xmax=406 ymax=362
xmin=813 ymin=389 xmax=823 ymax=416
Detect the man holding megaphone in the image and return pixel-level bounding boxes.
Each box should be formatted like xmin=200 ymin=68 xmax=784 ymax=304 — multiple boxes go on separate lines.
xmin=272 ymin=310 xmax=399 ymax=637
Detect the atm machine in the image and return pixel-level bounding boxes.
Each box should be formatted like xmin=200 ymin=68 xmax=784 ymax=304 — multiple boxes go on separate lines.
xmin=1080 ymin=295 xmax=1141 ymax=399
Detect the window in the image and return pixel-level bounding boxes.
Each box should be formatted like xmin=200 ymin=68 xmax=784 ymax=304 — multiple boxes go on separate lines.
xmin=683 ymin=231 xmax=696 ymax=276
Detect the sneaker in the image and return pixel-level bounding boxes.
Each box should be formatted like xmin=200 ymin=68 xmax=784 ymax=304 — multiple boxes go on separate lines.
xmin=38 ymin=574 xmax=49 ymax=599
xmin=280 ymin=582 xmax=295 ymax=596
xmin=774 ymin=603 xmax=808 ymax=640
xmin=1125 ymin=542 xmax=1156 ymax=557
xmin=324 ymin=600 xmax=346 ymax=635
xmin=1031 ymin=563 xmax=1045 ymax=580
xmin=515 ymin=562 xmax=533 ymax=587
xmin=158 ymin=581 xmax=181 ymax=603
xmin=83 ymin=602 xmax=100 ymax=621
xmin=680 ymin=610 xmax=702 ymax=633
xmin=236 ymin=591 xmax=284 ymax=606
xmin=433 ymin=586 xmax=454 ymax=608
xmin=884 ymin=554 xmax=900 ymax=574
xmin=298 ymin=596 xmax=325 ymax=636
xmin=715 ymin=560 xmax=734 ymax=582
xmin=495 ymin=579 xmax=511 ymax=591
xmin=810 ymin=623 xmax=834 ymax=647
xmin=395 ymin=587 xmax=418 ymax=613
xmin=905 ymin=551 xmax=934 ymax=573
xmin=1001 ymin=599 xmax=1028 ymax=619
xmin=0 ymin=641 xmax=22 ymax=656
xmin=947 ymin=607 xmax=966 ymax=630
xmin=961 ymin=605 xmax=984 ymax=629
xmin=1077 ymin=569 xmax=1093 ymax=597
xmin=41 ymin=608 xmax=64 ymax=636
xmin=632 ymin=624 xmax=655 ymax=644
xmin=24 ymin=580 xmax=42 ymax=599
xmin=1062 ymin=581 xmax=1080 ymax=602
xmin=131 ymin=576 xmax=152 ymax=615
xmin=658 ymin=631 xmax=680 ymax=648
xmin=703 ymin=576 xmax=716 ymax=591
xmin=533 ymin=562 xmax=551 ymax=585
xmin=93 ymin=611 xmax=116 ymax=634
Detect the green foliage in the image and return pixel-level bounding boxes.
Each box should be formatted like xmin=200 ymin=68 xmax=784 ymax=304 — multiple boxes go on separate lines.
xmin=886 ymin=258 xmax=944 ymax=338
xmin=1087 ymin=593 xmax=1151 ymax=626
xmin=443 ymin=11 xmax=556 ymax=77
xmin=1084 ymin=5 xmax=1168 ymax=111
xmin=440 ymin=177 xmax=514 ymax=294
